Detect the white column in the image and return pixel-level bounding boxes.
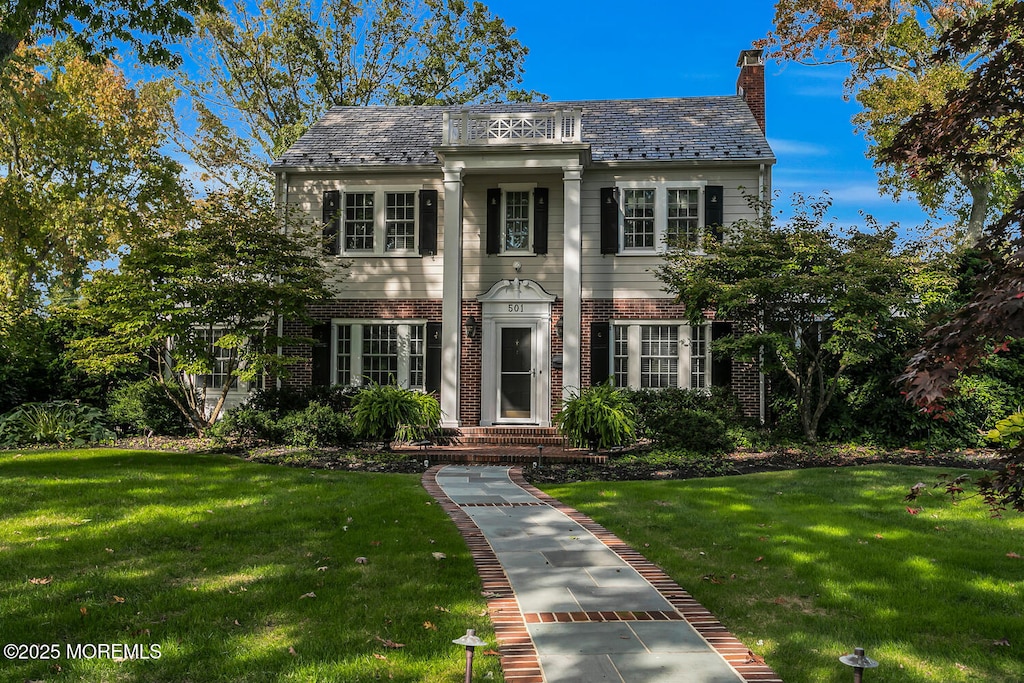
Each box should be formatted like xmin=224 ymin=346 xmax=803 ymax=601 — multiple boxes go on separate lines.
xmin=562 ymin=165 xmax=583 ymax=398
xmin=440 ymin=166 xmax=464 ymax=428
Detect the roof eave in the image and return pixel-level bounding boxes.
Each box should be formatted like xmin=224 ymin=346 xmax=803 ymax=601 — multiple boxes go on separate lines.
xmin=271 ymin=163 xmax=441 ymax=174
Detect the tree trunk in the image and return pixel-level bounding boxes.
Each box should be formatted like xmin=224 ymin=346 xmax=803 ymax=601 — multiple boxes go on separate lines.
xmin=964 ymin=174 xmax=992 ymax=247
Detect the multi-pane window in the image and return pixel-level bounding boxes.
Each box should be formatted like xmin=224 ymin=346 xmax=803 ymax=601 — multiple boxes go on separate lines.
xmin=344 ymin=192 xmax=375 ymax=251
xmin=613 ymin=325 xmax=630 ymax=388
xmin=385 ymin=192 xmax=416 ymax=252
xmin=622 ymin=189 xmax=656 ymax=250
xmin=611 ymin=322 xmax=710 ymax=390
xmin=667 ymin=188 xmax=700 ymax=249
xmin=196 ymin=328 xmax=236 ymax=390
xmin=640 ymin=325 xmax=678 ymax=388
xmin=618 ymin=183 xmax=705 ymax=253
xmin=335 ymin=322 xmax=426 ymax=390
xmin=504 ymin=191 xmax=531 ymax=251
xmin=690 ymin=324 xmax=707 ymax=389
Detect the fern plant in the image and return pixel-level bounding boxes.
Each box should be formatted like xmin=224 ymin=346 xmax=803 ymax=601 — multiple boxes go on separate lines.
xmin=350 ymin=382 xmax=441 ymax=450
xmin=0 ymin=401 xmax=114 ymax=447
xmin=556 ymin=382 xmax=637 ymax=452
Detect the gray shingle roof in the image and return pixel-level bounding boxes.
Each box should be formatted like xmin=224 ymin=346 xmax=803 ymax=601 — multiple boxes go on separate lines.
xmin=271 ymin=97 xmax=774 ymax=169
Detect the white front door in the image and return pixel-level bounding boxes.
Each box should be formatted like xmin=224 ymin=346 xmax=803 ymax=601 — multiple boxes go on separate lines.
xmin=477 ymin=279 xmax=556 ymax=427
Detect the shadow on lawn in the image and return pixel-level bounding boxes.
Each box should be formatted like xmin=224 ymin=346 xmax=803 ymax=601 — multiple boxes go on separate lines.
xmin=0 ymin=449 xmax=500 ymax=683
xmin=548 ymin=466 xmax=1024 ymax=683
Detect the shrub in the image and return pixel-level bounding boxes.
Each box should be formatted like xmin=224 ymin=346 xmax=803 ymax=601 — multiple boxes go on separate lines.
xmin=0 ymin=401 xmax=114 ymax=447
xmin=556 ymin=382 xmax=637 ymax=451
xmin=350 ymin=383 xmax=441 ymax=449
xmin=107 ymin=379 xmax=193 ymax=436
xmin=625 ymin=387 xmax=741 ymax=452
xmin=210 ymin=407 xmax=288 ymax=443
xmin=655 ymin=408 xmax=734 ymax=454
xmin=278 ymin=401 xmax=354 ymax=448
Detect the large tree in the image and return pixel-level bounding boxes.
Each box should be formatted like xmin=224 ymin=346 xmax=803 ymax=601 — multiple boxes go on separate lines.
xmin=0 ymin=0 xmax=220 ymax=68
xmin=762 ymin=0 xmax=1021 ymax=244
xmin=69 ymin=189 xmax=339 ymax=435
xmin=177 ymin=0 xmax=540 ymax=184
xmin=0 ymin=44 xmax=185 ymax=316
xmin=887 ymin=0 xmax=1024 ymax=511
xmin=658 ymin=194 xmax=953 ymax=443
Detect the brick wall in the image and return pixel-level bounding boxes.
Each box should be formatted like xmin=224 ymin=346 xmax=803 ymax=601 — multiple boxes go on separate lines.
xmin=460 ymin=300 xmax=482 ymax=425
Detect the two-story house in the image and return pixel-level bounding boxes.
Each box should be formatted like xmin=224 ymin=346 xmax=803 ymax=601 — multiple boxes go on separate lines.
xmin=270 ymin=49 xmax=774 ymax=435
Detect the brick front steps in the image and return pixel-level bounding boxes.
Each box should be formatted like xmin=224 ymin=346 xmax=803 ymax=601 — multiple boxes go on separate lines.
xmin=454 ymin=426 xmax=565 ymax=447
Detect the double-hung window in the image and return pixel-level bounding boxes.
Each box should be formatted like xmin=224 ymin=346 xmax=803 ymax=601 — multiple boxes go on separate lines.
xmin=327 ymin=187 xmax=427 ymax=256
xmin=195 ymin=327 xmax=237 ymax=390
xmin=334 ymin=321 xmax=426 ymax=390
xmin=611 ymin=322 xmax=710 ymax=390
xmin=617 ymin=182 xmax=705 ymax=254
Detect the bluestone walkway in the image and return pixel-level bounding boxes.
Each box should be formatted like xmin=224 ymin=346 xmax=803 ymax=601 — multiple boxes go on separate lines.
xmin=423 ymin=465 xmax=782 ymax=683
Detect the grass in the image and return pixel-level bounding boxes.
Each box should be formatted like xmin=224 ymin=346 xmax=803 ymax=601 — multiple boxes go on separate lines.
xmin=541 ymin=465 xmax=1024 ymax=683
xmin=0 ymin=448 xmax=501 ymax=682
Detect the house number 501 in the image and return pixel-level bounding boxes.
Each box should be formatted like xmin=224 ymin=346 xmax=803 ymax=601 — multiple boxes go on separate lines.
xmin=508 ymin=304 xmax=523 ymax=312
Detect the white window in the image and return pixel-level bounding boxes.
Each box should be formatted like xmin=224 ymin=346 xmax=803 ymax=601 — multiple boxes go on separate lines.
xmin=196 ymin=327 xmax=237 ymax=390
xmin=334 ymin=321 xmax=426 ymax=390
xmin=611 ymin=322 xmax=710 ymax=390
xmin=334 ymin=188 xmax=421 ymax=256
xmin=498 ymin=183 xmax=536 ymax=254
xmin=617 ymin=182 xmax=705 ymax=254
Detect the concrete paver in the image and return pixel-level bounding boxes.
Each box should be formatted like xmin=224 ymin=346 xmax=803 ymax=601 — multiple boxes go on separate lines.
xmin=426 ymin=465 xmax=782 ymax=683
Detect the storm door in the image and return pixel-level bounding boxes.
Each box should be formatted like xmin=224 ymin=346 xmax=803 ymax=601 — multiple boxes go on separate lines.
xmin=499 ymin=326 xmax=534 ymax=420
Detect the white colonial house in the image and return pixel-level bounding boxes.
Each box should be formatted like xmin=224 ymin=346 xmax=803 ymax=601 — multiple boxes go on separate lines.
xmin=268 ymin=49 xmax=774 ymax=435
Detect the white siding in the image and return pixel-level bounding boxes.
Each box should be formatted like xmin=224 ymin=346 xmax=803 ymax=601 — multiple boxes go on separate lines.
xmin=580 ymin=167 xmax=763 ymax=299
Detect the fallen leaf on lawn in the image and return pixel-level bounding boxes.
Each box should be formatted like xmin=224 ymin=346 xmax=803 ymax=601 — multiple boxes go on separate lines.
xmin=423 ymin=621 xmax=437 ymax=630
xmin=481 ymin=591 xmax=499 ymax=598
xmin=757 ymin=536 xmax=768 ymax=541
xmin=1007 ymin=552 xmax=1021 ymax=559
xmin=346 ymin=517 xmax=353 ymax=523
xmin=317 ymin=566 xmax=329 ymax=572
xmin=288 ymin=646 xmax=297 ymax=656
xmin=702 ymin=574 xmax=722 ymax=584
xmin=874 ymin=534 xmax=883 ymax=539
xmin=745 ymin=650 xmax=765 ymax=664
xmin=482 ymin=649 xmax=501 ymax=656
xmin=131 ymin=628 xmax=150 ymax=636
xmin=355 ymin=557 xmax=368 ymax=565
xmin=754 ymin=556 xmax=764 ymax=563
xmin=80 ymin=607 xmax=88 ymax=616
xmin=906 ymin=507 xmax=921 ymax=515
xmin=112 ymin=595 xmax=125 ymax=603
xmin=432 ymin=552 xmax=447 ymax=560
xmin=29 ymin=577 xmax=52 ymax=585
xmin=105 ymin=548 xmax=114 ymax=553
xmin=370 ymin=541 xmax=382 ymax=546
xmin=342 ymin=526 xmax=348 ymax=531
xmin=205 ymin=510 xmax=214 ymax=514
xmin=373 ymin=653 xmax=388 ymax=661
xmin=375 ymin=636 xmax=405 ymax=649
xmin=993 ymin=638 xmax=1010 ymax=646
xmin=434 ymin=605 xmax=450 ymax=612
xmin=233 ymin=620 xmax=241 ymax=626
xmin=429 ymin=538 xmax=436 ymax=544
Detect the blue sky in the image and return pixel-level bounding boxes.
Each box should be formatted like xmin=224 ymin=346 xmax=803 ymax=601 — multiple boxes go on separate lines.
xmin=486 ymin=0 xmax=941 ymax=233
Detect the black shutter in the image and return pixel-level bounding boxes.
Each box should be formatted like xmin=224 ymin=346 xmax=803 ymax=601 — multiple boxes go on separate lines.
xmin=711 ymin=321 xmax=732 ymax=387
xmin=419 ymin=189 xmax=438 ymax=256
xmin=705 ymin=185 xmax=724 ymax=242
xmin=486 ymin=188 xmax=502 ymax=254
xmin=533 ymin=187 xmax=549 ymax=255
xmin=590 ymin=322 xmax=611 ymax=386
xmin=425 ymin=322 xmax=442 ymax=394
xmin=600 ymin=187 xmax=619 ymax=254
xmin=322 ymin=190 xmax=341 ymax=255
xmin=310 ymin=324 xmax=333 ymax=386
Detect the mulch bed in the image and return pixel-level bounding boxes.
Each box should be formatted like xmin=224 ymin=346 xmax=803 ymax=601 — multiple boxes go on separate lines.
xmin=109 ymin=436 xmax=1001 ymax=483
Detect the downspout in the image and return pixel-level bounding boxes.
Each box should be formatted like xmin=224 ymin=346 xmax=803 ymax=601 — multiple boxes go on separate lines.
xmin=758 ymin=163 xmax=768 ymax=425
xmin=276 ymin=170 xmax=287 ymax=390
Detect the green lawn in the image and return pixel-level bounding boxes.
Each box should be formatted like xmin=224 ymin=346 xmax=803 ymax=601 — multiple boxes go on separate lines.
xmin=0 ymin=449 xmax=501 ymax=682
xmin=542 ymin=466 xmax=1024 ymax=683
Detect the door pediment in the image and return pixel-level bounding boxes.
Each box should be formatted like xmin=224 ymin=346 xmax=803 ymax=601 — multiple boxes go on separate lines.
xmin=477 ymin=278 xmax=557 ymax=305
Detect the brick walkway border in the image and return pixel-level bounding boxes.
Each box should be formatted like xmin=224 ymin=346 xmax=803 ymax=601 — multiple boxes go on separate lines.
xmin=423 ymin=465 xmax=783 ymax=683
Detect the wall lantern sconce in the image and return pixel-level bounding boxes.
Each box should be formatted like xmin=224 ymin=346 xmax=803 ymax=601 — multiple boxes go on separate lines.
xmin=465 ymin=316 xmax=478 ymax=340
xmin=554 ymin=317 xmax=563 ymax=339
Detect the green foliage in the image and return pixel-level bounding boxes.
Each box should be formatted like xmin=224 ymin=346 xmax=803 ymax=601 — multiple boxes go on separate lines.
xmin=556 ymin=382 xmax=637 ymax=451
xmin=989 ymin=412 xmax=1024 ymax=449
xmin=659 ymin=192 xmax=954 ymax=443
xmin=0 ymin=401 xmax=114 ymax=447
xmin=106 ymin=379 xmax=193 ymax=436
xmin=625 ymin=387 xmax=741 ymax=454
xmin=70 ymin=188 xmax=337 ymax=434
xmin=277 ymin=401 xmax=354 ymax=448
xmin=349 ymin=383 xmax=442 ymax=449
xmin=181 ymin=0 xmax=541 ymax=183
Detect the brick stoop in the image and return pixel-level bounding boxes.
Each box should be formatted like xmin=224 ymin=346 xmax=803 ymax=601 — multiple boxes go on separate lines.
xmin=455 ymin=426 xmax=566 ymax=447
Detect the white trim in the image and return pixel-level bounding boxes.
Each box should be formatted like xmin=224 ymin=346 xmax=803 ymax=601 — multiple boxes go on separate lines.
xmin=561 ymin=165 xmax=583 ymax=399
xmin=614 ymin=180 xmax=706 ymax=255
xmin=609 ymin=320 xmax=711 ymax=390
xmin=441 ymin=167 xmax=464 ymax=427
xmin=496 ymin=182 xmax=537 ymax=256
xmin=331 ymin=184 xmax=424 ymax=257
xmin=330 ymin=319 xmax=428 ymax=390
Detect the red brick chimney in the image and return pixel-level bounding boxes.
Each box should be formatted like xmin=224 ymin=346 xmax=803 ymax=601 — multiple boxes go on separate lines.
xmin=736 ymin=48 xmax=765 ymax=134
